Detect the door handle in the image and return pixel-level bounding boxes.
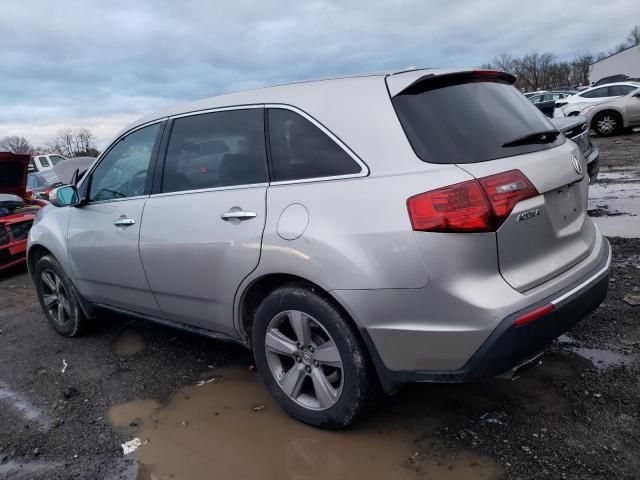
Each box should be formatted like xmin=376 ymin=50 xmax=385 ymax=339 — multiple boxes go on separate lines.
xmin=221 ymin=210 xmax=257 ymax=221
xmin=113 ymin=218 xmax=136 ymax=227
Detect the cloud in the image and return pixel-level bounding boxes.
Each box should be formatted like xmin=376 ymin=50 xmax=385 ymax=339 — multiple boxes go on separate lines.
xmin=0 ymin=0 xmax=636 ymax=148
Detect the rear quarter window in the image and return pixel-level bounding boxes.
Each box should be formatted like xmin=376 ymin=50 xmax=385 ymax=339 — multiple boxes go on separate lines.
xmin=391 ymin=75 xmax=564 ymax=164
xmin=267 ymin=108 xmax=362 ymax=181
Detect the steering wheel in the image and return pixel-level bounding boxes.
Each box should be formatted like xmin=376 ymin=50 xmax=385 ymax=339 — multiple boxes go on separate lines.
xmin=127 ymin=170 xmax=148 ymax=197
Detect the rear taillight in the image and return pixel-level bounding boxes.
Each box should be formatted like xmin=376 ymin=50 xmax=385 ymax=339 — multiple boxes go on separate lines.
xmin=407 ymin=169 xmax=538 ymax=233
xmin=479 ymin=170 xmax=538 ymax=220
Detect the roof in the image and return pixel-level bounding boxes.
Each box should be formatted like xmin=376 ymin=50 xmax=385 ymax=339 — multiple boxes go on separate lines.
xmin=590 ymin=43 xmax=639 ymax=65
xmin=121 ymin=67 xmax=493 ymax=135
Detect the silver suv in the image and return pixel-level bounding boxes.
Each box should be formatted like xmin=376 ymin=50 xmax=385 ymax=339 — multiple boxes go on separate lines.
xmin=28 ymin=68 xmax=611 ymax=429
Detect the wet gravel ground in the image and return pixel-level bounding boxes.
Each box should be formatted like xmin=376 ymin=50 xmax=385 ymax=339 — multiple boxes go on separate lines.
xmin=0 ymin=132 xmax=639 ymax=479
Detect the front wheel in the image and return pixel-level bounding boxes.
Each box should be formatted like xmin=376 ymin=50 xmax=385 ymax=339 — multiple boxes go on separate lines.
xmin=34 ymin=255 xmax=88 ymax=337
xmin=252 ymin=285 xmax=378 ymax=429
xmin=593 ymin=111 xmax=622 ymax=137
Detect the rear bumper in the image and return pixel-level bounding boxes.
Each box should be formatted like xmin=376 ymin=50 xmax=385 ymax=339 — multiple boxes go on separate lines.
xmin=353 ymin=238 xmax=610 ymax=391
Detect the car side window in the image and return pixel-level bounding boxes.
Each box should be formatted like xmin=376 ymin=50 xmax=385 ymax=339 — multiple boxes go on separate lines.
xmin=608 ymin=85 xmax=635 ymax=96
xmin=161 ymin=109 xmax=268 ymax=193
xmin=39 ymin=157 xmax=50 ymax=167
xmin=580 ymin=88 xmax=607 ymax=99
xmin=268 ymin=108 xmax=362 ymax=182
xmin=89 ymin=123 xmax=161 ymax=202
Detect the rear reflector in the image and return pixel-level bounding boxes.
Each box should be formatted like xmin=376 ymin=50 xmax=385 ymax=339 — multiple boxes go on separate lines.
xmin=407 ymin=170 xmax=538 ymax=233
xmin=514 ymin=303 xmax=554 ymax=327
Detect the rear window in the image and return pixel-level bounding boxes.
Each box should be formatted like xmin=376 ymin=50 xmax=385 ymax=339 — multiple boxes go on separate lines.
xmin=392 ymin=76 xmax=565 ymax=164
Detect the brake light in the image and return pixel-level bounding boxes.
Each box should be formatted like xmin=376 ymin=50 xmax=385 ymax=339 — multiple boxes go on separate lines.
xmin=407 ymin=170 xmax=538 ymax=233
xmin=479 ymin=170 xmax=538 ymax=221
xmin=514 ymin=303 xmax=554 ymax=327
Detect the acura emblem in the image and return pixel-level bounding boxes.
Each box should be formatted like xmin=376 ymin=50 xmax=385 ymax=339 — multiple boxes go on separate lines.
xmin=571 ymin=154 xmax=583 ymax=175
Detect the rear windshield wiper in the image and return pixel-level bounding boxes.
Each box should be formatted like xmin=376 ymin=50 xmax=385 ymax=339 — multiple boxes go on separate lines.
xmin=502 ymin=130 xmax=560 ymax=148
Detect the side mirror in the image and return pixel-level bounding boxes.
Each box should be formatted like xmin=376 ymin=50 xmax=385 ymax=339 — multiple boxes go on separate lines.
xmin=49 ymin=185 xmax=80 ymax=207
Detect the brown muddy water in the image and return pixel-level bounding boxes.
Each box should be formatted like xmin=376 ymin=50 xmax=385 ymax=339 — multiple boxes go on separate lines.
xmin=106 ymin=356 xmax=590 ymax=480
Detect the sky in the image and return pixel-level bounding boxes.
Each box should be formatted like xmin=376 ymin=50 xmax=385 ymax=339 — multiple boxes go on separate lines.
xmin=1 ymin=0 xmax=637 ymax=149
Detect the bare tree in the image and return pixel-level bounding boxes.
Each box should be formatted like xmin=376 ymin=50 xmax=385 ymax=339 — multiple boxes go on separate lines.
xmin=627 ymin=25 xmax=640 ymax=46
xmin=492 ymin=53 xmax=516 ymax=73
xmin=0 ymin=135 xmax=34 ymax=154
xmin=571 ymin=54 xmax=593 ymax=86
xmin=45 ymin=128 xmax=97 ymax=157
xmin=511 ymin=52 xmax=555 ymax=91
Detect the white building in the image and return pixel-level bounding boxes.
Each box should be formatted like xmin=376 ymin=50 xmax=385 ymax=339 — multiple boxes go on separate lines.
xmin=589 ymin=44 xmax=640 ymax=85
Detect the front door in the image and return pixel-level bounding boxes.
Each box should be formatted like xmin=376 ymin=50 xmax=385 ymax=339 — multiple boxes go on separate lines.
xmin=139 ymin=108 xmax=269 ymax=336
xmin=68 ymin=122 xmax=164 ymax=316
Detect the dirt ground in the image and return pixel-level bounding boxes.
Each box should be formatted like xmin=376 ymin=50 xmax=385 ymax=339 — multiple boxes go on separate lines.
xmin=1 ymin=132 xmax=639 ymax=480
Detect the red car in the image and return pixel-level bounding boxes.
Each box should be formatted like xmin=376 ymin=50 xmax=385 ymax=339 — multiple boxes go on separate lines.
xmin=0 ymin=152 xmax=46 ymax=272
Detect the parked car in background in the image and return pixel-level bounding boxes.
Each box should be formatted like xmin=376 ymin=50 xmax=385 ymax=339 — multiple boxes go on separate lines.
xmin=579 ymin=85 xmax=640 ymax=136
xmin=550 ymin=116 xmax=599 ymax=181
xmin=53 ymin=156 xmax=95 ymax=184
xmin=28 ymin=69 xmax=610 ymax=428
xmin=28 ymin=154 xmax=68 ymax=173
xmin=553 ymin=82 xmax=640 ymax=117
xmin=529 ymin=91 xmax=577 ymax=117
xmin=0 ymin=152 xmax=45 ymax=272
xmin=27 ymin=171 xmax=64 ymax=200
xmin=524 ymin=90 xmax=547 ymax=99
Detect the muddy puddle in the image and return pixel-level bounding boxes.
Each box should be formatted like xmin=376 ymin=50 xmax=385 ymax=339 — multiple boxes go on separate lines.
xmin=106 ymin=356 xmax=593 ymax=480
xmin=588 ymin=179 xmax=640 ymax=238
xmin=113 ymin=330 xmax=145 ymax=356
xmin=558 ymin=334 xmax=635 ymax=369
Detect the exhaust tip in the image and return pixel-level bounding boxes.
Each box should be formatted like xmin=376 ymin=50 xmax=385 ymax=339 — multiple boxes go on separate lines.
xmin=495 ymin=352 xmax=544 ymax=381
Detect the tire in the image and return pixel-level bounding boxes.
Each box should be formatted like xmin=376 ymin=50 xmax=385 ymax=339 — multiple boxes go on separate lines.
xmin=593 ymin=111 xmax=622 ymax=137
xmin=34 ymin=255 xmax=88 ymax=337
xmin=252 ymin=284 xmax=378 ymax=429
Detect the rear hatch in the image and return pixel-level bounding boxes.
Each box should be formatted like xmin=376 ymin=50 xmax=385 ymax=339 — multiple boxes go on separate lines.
xmin=390 ymin=70 xmax=595 ymax=292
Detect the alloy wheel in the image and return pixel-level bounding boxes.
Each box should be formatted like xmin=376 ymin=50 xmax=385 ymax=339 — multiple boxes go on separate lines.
xmin=265 ymin=310 xmax=344 ymax=410
xmin=40 ymin=269 xmax=71 ymax=327
xmin=596 ymin=115 xmax=617 ymax=135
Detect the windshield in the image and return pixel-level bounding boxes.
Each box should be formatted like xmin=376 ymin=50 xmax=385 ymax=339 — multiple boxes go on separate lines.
xmin=392 ymin=77 xmax=564 ymax=164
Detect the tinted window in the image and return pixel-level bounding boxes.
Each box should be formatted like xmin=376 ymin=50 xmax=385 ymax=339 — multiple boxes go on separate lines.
xmin=89 ymin=123 xmax=161 ymax=202
xmin=268 ymin=109 xmax=361 ymax=181
xmin=580 ymin=87 xmax=608 ymax=99
xmin=162 ymin=109 xmax=267 ymax=193
xmin=608 ymin=85 xmax=636 ymax=96
xmin=39 ymin=157 xmax=50 ymax=167
xmin=27 ymin=174 xmax=39 ymax=189
xmin=392 ymin=76 xmax=563 ymax=164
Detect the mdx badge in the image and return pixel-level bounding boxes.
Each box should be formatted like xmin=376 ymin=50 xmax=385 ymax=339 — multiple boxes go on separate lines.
xmin=571 ymin=154 xmax=583 ymax=175
xmin=516 ymin=208 xmax=540 ymax=222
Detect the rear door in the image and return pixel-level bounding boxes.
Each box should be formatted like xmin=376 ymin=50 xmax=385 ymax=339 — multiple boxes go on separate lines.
xmin=390 ymin=72 xmax=595 ymax=292
xmin=139 ymin=108 xmax=269 ymax=337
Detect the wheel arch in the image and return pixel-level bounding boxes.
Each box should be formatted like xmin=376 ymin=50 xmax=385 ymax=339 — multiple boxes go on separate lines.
xmin=237 ymin=272 xmax=394 ymax=393
xmin=27 ymin=243 xmax=53 ymax=281
xmin=237 ymin=273 xmax=354 ymax=343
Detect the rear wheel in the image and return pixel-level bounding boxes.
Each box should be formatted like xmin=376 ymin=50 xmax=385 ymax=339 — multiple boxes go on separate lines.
xmin=252 ymin=285 xmax=378 ymax=429
xmin=593 ymin=111 xmax=622 ymax=137
xmin=34 ymin=255 xmax=88 ymax=337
